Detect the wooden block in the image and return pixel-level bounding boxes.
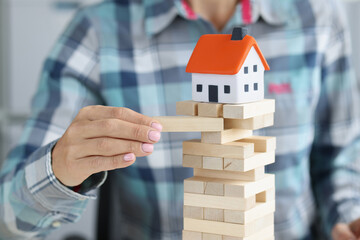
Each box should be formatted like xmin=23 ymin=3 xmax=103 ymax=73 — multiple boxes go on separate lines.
xmin=223 ymin=99 xmax=275 ymax=119
xmin=237 ymin=136 xmax=276 ymax=152
xmin=201 ymin=129 xmax=253 ymax=144
xmin=153 ymin=116 xmax=223 ymax=132
xmin=194 ymin=167 xmax=265 ymax=181
xmin=183 ymin=139 xmax=254 ymax=159
xmin=185 ymin=175 xmax=274 ymax=198
xmin=222 ymin=225 xmax=274 ymax=240
xmin=224 ymin=113 xmax=274 ymax=130
xmin=183 ymin=230 xmax=202 ymax=240
xmin=224 ymin=201 xmax=275 ymax=224
xmin=204 ymin=208 xmax=224 ymax=222
xmin=184 ymin=179 xmax=205 ymax=194
xmin=176 ymin=100 xmax=199 ymax=116
xmin=198 ymin=102 xmax=223 ymax=117
xmin=203 ymin=233 xmax=222 ymax=240
xmin=184 ymin=193 xmax=256 ymax=211
xmin=224 ymin=151 xmax=275 ymax=172
xmin=183 ymin=154 xmax=203 ymax=168
xmin=224 ymin=174 xmax=275 ymax=198
xmin=184 ymin=206 xmax=203 ymax=220
xmin=203 ymin=157 xmax=223 ymax=170
xmin=204 ymin=182 xmax=224 ymax=196
xmin=183 ymin=213 xmax=273 ymax=237
xmin=256 ymin=188 xmax=276 ymax=203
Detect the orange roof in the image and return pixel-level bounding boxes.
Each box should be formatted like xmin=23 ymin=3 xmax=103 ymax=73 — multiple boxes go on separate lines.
xmin=186 ymin=34 xmax=270 ymax=75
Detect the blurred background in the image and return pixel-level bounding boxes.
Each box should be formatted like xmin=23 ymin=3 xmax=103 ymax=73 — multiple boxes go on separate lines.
xmin=0 ymin=0 xmax=359 ymax=239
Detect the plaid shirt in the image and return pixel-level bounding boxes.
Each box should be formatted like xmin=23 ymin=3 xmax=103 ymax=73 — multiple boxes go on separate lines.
xmin=1 ymin=0 xmax=360 ymax=239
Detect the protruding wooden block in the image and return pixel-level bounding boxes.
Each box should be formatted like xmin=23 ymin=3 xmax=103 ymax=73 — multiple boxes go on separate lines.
xmin=185 ymin=175 xmax=274 ymax=198
xmin=201 ymin=129 xmax=253 ymax=144
xmin=204 ymin=208 xmax=224 ymax=222
xmin=183 ymin=154 xmax=203 ymax=168
xmin=224 ymin=201 xmax=275 ymax=224
xmin=223 ymin=99 xmax=275 ymax=119
xmin=224 ymin=151 xmax=275 ymax=172
xmin=153 ymin=116 xmax=223 ymax=132
xmin=237 ymin=136 xmax=276 ymax=152
xmin=204 ymin=182 xmax=224 ymax=196
xmin=222 ymin=225 xmax=274 ymax=240
xmin=184 ymin=205 xmax=203 ymax=220
xmin=203 ymin=157 xmax=223 ymax=170
xmin=183 ymin=213 xmax=273 ymax=237
xmin=184 ymin=193 xmax=256 ymax=211
xmin=183 ymin=230 xmax=202 ymax=240
xmin=198 ymin=102 xmax=223 ymax=117
xmin=224 ymin=174 xmax=275 ymax=198
xmin=194 ymin=167 xmax=265 ymax=181
xmin=183 ymin=139 xmax=254 ymax=159
xmin=203 ymin=233 xmax=222 ymax=240
xmin=184 ymin=179 xmax=205 ymax=194
xmin=176 ymin=101 xmax=199 ymax=116
xmin=256 ymin=188 xmax=276 ymax=202
xmin=224 ymin=113 xmax=274 ymax=130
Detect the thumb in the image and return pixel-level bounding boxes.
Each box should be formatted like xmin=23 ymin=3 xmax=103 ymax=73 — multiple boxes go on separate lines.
xmin=332 ymin=223 xmax=357 ymax=240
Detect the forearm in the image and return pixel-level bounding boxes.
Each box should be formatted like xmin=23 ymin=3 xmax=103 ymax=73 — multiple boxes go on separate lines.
xmin=0 ymin=141 xmax=104 ymax=239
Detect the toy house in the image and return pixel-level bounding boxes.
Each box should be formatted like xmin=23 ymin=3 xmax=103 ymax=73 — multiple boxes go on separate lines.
xmin=186 ymin=28 xmax=270 ymax=104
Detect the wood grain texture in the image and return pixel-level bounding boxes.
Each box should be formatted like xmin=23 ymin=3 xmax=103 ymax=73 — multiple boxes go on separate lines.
xmin=184 ymin=174 xmax=274 ymax=198
xmin=224 ymin=113 xmax=274 ymax=130
xmin=198 ymin=102 xmax=223 ymax=117
xmin=183 ymin=154 xmax=203 ymax=168
xmin=183 ymin=139 xmax=254 ymax=159
xmin=153 ymin=116 xmax=223 ymax=132
xmin=224 ymin=201 xmax=275 ymax=224
xmin=194 ymin=167 xmax=265 ymax=182
xmin=223 ymin=99 xmax=275 ymax=119
xmin=176 ymin=101 xmax=199 ymax=116
xmin=183 ymin=214 xmax=273 ymax=237
xmin=201 ymin=129 xmax=253 ymax=144
xmin=224 ymin=151 xmax=275 ymax=172
xmin=184 ymin=193 xmax=256 ymax=211
xmin=237 ymin=136 xmax=276 ymax=152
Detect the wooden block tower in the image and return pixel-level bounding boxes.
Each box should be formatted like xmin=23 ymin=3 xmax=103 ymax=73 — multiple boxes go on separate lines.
xmin=155 ymin=27 xmax=276 ymax=240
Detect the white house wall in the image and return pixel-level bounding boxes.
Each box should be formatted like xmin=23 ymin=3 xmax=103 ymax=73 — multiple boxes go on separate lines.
xmin=192 ymin=47 xmax=265 ymax=104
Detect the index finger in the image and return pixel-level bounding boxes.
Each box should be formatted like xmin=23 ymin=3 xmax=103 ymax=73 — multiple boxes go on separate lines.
xmin=76 ymin=105 xmax=162 ymax=129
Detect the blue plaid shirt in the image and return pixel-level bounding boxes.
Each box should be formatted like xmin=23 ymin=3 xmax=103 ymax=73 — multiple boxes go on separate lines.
xmin=1 ymin=0 xmax=360 ymax=239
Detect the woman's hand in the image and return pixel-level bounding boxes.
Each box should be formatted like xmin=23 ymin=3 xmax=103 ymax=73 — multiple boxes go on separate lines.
xmin=52 ymin=106 xmax=162 ymax=187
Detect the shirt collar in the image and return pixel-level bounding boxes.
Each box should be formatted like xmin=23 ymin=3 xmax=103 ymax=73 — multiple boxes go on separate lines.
xmin=144 ymin=0 xmax=293 ymax=36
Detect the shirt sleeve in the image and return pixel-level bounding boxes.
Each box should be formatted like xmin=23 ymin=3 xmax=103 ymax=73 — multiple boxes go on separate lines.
xmin=0 ymin=8 xmax=106 ymax=239
xmin=310 ymin=0 xmax=360 ymax=237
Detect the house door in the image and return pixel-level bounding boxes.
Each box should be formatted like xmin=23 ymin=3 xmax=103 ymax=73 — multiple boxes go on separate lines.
xmin=208 ymin=85 xmax=218 ymax=102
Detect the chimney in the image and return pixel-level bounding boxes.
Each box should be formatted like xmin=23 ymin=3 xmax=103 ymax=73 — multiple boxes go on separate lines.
xmin=231 ymin=27 xmax=247 ymax=41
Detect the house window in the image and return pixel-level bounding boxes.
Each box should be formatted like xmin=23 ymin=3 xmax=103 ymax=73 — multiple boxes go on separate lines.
xmin=244 ymin=84 xmax=249 ymax=92
xmin=224 ymin=85 xmax=230 ymax=94
xmin=253 ymin=65 xmax=258 ymax=72
xmin=254 ymin=83 xmax=258 ymax=91
xmin=196 ymin=84 xmax=203 ymax=92
xmin=244 ymin=67 xmax=248 ymax=74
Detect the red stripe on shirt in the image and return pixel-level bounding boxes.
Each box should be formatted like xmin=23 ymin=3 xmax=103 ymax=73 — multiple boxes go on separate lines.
xmin=242 ymin=0 xmax=252 ymax=24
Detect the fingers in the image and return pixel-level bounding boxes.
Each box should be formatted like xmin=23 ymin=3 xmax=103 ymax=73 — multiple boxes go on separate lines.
xmin=76 ymin=106 xmax=162 ymax=129
xmin=80 ymin=153 xmax=137 ymax=174
xmin=332 ymin=223 xmax=357 ymax=240
xmin=79 ymin=119 xmax=161 ymax=143
xmin=74 ymin=137 xmax=153 ymax=158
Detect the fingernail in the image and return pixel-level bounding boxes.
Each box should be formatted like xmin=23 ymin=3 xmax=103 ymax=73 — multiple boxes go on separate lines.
xmin=151 ymin=122 xmax=163 ymax=131
xmin=142 ymin=143 xmax=154 ymax=153
xmin=148 ymin=131 xmax=161 ymax=142
xmin=124 ymin=153 xmax=135 ymax=162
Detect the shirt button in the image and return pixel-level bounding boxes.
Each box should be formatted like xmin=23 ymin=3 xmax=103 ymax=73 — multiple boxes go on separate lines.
xmin=52 ymin=221 xmax=61 ymax=228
